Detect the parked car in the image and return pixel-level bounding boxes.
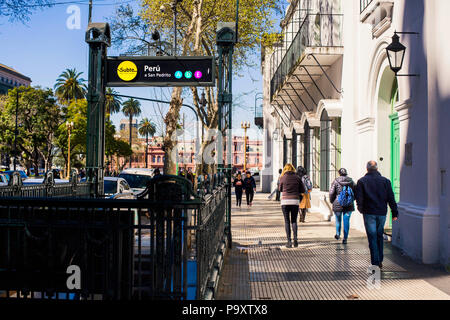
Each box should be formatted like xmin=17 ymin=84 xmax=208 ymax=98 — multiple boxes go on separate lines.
xmin=104 ymin=177 xmax=135 ymax=199
xmin=0 ymin=173 xmax=9 ymax=186
xmin=3 ymin=170 xmax=28 ymax=182
xmin=118 ymin=168 xmax=156 ymax=194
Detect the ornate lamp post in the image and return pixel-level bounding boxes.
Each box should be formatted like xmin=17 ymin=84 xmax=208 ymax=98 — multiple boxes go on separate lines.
xmin=386 ymin=31 xmax=420 ymax=77
xmin=241 ymin=121 xmax=250 ymax=172
xmin=66 ymin=121 xmax=74 ymax=179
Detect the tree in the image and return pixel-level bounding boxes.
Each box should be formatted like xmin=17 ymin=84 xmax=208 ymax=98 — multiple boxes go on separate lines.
xmin=122 ymin=98 xmax=142 ymax=167
xmin=54 ymin=68 xmax=87 ymax=104
xmin=105 ymin=87 xmax=122 ymax=119
xmin=138 ymin=118 xmax=156 ymax=168
xmin=0 ymin=0 xmax=54 ymax=22
xmin=55 ymin=99 xmax=132 ymax=173
xmin=0 ymin=86 xmax=61 ymax=174
xmin=136 ymin=0 xmax=283 ymax=175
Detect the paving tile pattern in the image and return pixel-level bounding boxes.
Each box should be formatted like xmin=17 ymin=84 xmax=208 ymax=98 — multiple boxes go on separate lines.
xmin=217 ymin=193 xmax=450 ymax=300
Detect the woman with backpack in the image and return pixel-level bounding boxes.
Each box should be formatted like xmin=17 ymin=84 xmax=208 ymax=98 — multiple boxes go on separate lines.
xmin=329 ymin=168 xmax=356 ymax=244
xmin=297 ymin=166 xmax=312 ymax=223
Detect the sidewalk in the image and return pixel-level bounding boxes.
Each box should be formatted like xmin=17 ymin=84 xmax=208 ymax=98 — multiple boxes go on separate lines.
xmin=217 ymin=193 xmax=450 ymax=300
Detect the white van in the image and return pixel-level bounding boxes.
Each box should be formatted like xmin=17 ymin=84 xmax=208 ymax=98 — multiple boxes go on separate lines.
xmin=118 ymin=168 xmax=156 ymax=194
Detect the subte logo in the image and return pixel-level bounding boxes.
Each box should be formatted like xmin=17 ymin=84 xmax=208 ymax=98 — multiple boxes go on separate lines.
xmin=117 ymin=61 xmax=138 ymax=81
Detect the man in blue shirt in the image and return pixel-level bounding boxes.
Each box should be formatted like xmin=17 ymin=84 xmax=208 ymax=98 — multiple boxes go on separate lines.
xmin=356 ymin=161 xmax=399 ymax=269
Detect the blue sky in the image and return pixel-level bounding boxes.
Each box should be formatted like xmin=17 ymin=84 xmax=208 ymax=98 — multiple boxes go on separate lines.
xmin=0 ymin=0 xmax=264 ymax=139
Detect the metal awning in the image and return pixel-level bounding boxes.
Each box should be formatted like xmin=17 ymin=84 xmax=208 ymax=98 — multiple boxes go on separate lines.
xmin=271 ymin=47 xmax=343 ymax=120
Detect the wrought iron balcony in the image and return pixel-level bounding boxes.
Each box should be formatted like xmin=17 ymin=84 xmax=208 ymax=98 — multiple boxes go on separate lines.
xmin=270 ymin=13 xmax=343 ymax=102
xmin=360 ymin=0 xmax=374 ymax=14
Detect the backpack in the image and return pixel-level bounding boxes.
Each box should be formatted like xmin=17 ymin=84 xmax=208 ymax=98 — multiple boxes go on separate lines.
xmin=303 ymin=176 xmax=313 ymax=192
xmin=337 ymin=185 xmax=355 ymax=208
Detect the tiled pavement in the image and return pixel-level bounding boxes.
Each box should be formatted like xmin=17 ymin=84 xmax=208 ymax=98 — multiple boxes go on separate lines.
xmin=216 ymin=193 xmax=450 ymax=300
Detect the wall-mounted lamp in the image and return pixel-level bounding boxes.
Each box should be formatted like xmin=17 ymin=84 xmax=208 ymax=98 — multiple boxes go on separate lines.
xmin=386 ymin=31 xmax=420 ymax=77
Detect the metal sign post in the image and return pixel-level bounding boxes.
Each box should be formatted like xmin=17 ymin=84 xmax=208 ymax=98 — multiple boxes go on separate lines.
xmin=217 ymin=22 xmax=236 ymax=249
xmin=85 ymin=23 xmax=111 ymax=197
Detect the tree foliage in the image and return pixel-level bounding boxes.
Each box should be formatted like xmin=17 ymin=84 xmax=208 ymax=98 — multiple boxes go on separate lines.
xmin=0 ymin=86 xmax=61 ymax=174
xmin=0 ymin=0 xmax=53 ymax=22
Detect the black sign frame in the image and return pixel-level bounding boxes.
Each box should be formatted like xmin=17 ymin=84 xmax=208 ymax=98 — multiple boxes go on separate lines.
xmin=105 ymin=56 xmax=216 ymax=87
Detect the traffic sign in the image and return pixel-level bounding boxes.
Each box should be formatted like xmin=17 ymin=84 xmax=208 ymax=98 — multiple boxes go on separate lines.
xmin=105 ymin=56 xmax=215 ymax=87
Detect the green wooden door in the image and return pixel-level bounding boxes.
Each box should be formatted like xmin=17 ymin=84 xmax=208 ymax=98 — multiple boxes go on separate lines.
xmin=388 ymin=88 xmax=400 ymax=229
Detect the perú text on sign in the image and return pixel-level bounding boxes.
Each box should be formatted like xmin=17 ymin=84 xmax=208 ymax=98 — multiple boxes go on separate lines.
xmin=105 ymin=56 xmax=215 ymax=87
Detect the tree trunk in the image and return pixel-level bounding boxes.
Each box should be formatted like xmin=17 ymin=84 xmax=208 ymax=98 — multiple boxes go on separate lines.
xmin=163 ymin=0 xmax=201 ymax=175
xmin=129 ymin=115 xmax=133 ymax=168
xmin=145 ymin=134 xmax=149 ymax=168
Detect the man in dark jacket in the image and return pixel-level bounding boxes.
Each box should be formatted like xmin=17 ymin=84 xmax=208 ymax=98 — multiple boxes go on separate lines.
xmin=356 ymin=161 xmax=399 ymax=269
xmin=243 ymin=171 xmax=257 ymax=207
xmin=329 ymin=168 xmax=355 ymax=244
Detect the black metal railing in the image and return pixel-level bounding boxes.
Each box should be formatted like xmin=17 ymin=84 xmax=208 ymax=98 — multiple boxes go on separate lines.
xmin=0 ymin=174 xmax=228 ymax=300
xmin=360 ymin=0 xmax=374 ymax=13
xmin=270 ymin=13 xmax=343 ymax=101
xmin=0 ymin=171 xmax=91 ymax=198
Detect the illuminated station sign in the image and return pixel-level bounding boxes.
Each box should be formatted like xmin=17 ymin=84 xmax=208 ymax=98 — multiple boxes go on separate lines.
xmin=106 ymin=56 xmax=215 ymax=87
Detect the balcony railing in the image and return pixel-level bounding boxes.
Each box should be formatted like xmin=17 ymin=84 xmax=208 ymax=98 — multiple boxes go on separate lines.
xmin=270 ymin=13 xmax=343 ymax=101
xmin=360 ymin=0 xmax=374 ymax=13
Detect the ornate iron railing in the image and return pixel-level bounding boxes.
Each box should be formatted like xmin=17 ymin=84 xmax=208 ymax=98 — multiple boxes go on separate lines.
xmin=0 ymin=174 xmax=228 ymax=300
xmin=360 ymin=0 xmax=374 ymax=13
xmin=270 ymin=13 xmax=343 ymax=102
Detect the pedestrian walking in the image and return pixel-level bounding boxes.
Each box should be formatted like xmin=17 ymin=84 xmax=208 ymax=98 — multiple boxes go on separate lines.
xmin=186 ymin=168 xmax=194 ymax=185
xmin=243 ymin=171 xmax=256 ymax=207
xmin=329 ymin=168 xmax=356 ymax=244
xmin=356 ymin=161 xmax=399 ymax=269
xmin=275 ymin=169 xmax=282 ymax=202
xmin=279 ymin=164 xmax=306 ymax=248
xmin=297 ymin=166 xmax=313 ymax=222
xmin=233 ymin=173 xmax=244 ymax=208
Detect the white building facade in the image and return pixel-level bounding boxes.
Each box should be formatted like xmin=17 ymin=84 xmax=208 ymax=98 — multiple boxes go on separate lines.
xmin=261 ymin=0 xmax=450 ymax=266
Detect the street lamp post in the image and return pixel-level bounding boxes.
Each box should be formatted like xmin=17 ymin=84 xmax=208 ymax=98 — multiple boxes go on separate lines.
xmin=241 ymin=121 xmax=250 ymax=172
xmin=386 ymin=31 xmax=420 ymax=77
xmin=13 ymin=90 xmax=19 ymax=171
xmin=66 ymin=121 xmax=74 ymax=179
xmin=170 ymin=0 xmax=183 ymax=56
xmin=114 ymin=134 xmax=121 ymax=174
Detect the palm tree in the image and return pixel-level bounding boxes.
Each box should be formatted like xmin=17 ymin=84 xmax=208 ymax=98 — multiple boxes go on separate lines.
xmin=139 ymin=118 xmax=156 ymax=168
xmin=105 ymin=88 xmax=122 ymax=119
xmin=54 ymin=68 xmax=87 ymax=104
xmin=122 ymin=98 xmax=141 ymax=167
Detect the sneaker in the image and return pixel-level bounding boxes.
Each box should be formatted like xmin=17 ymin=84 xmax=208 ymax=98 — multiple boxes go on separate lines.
xmin=334 ymin=235 xmax=340 ymax=240
xmin=293 ymin=240 xmax=299 ymax=248
xmin=342 ymin=239 xmax=347 ymax=245
xmin=286 ymin=241 xmax=292 ymax=249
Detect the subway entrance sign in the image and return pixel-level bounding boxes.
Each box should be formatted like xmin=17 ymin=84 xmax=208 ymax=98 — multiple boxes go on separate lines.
xmin=105 ymin=56 xmax=215 ymax=87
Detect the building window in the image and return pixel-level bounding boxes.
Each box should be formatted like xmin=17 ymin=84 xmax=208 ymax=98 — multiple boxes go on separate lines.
xmin=320 ymin=110 xmax=331 ymax=192
xmin=292 ymin=129 xmax=297 ymax=169
xmin=319 ymin=110 xmax=342 ymax=192
xmin=304 ymin=121 xmax=311 ymax=175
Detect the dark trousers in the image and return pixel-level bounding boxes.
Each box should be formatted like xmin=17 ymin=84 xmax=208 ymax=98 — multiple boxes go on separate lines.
xmin=363 ymin=214 xmax=387 ymax=266
xmin=245 ymin=189 xmax=254 ymax=205
xmin=282 ymin=205 xmax=299 ymax=242
xmin=275 ymin=189 xmax=281 ymax=201
xmin=235 ymin=190 xmax=242 ymax=207
xmin=300 ymin=208 xmax=307 ymax=222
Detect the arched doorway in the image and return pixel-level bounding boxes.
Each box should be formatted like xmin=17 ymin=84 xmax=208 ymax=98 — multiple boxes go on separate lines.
xmin=376 ymin=66 xmax=400 ymax=229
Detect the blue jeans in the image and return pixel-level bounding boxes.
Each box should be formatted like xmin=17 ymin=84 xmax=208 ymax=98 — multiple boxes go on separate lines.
xmin=335 ymin=212 xmax=352 ymax=240
xmin=363 ymin=214 xmax=387 ymax=266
